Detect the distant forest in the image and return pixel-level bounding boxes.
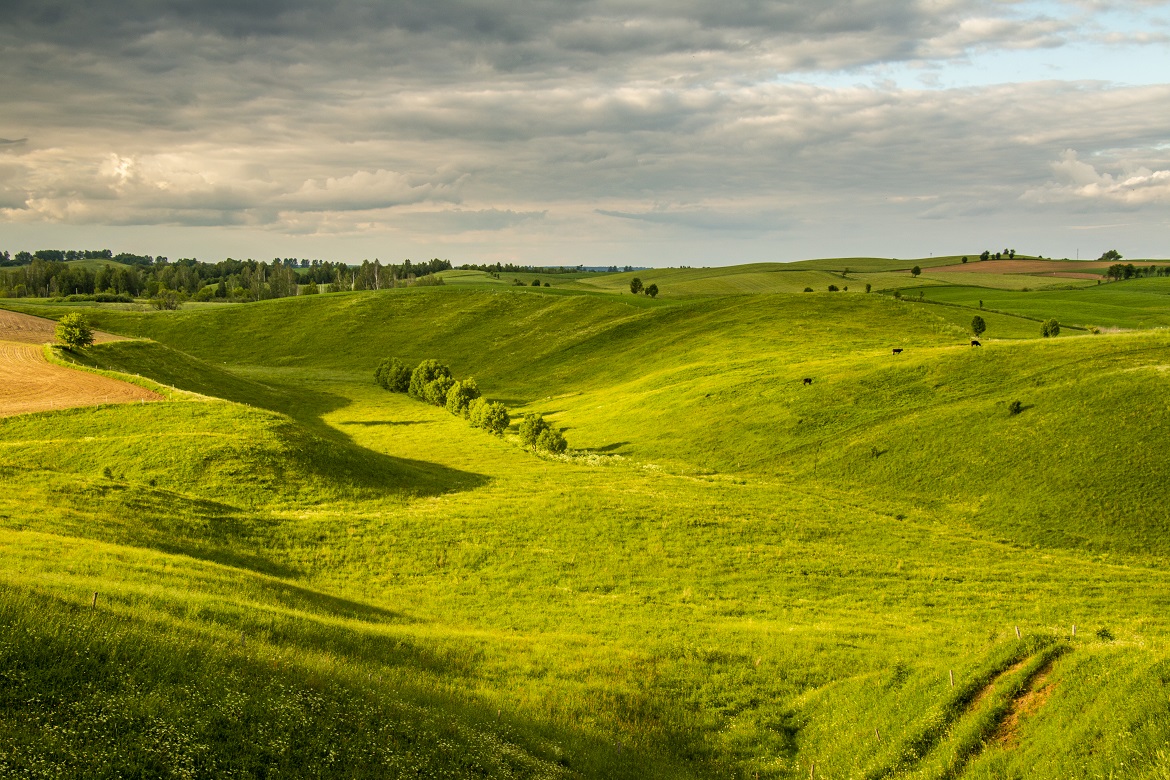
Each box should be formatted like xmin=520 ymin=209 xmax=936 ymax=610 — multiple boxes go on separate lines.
xmin=0 ymin=250 xmax=452 ymax=302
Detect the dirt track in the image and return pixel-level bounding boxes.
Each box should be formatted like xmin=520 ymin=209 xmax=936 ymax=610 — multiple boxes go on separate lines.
xmin=0 ymin=310 xmax=161 ymax=416
xmin=0 ymin=308 xmax=125 ymax=345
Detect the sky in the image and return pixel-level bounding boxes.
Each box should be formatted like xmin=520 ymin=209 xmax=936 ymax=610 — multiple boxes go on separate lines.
xmin=1 ymin=0 xmax=1168 ymax=266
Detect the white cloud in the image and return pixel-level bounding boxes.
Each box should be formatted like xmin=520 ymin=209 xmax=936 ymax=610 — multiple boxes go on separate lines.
xmin=1025 ymin=149 xmax=1170 ymax=206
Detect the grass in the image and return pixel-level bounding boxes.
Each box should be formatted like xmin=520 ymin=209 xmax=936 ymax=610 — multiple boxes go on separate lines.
xmin=3 ymin=263 xmax=1170 ymax=777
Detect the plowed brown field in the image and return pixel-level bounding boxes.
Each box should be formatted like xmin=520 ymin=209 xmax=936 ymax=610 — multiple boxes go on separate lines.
xmin=929 ymin=259 xmax=1155 ymax=275
xmin=0 ymin=308 xmax=124 ymax=345
xmin=0 ymin=310 xmax=161 ymax=416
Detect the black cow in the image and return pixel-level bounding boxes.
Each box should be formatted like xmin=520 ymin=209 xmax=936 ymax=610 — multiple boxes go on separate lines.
xmin=803 ymin=377 xmax=813 ymax=386
xmin=971 ymin=339 xmax=981 ymax=347
xmin=892 ymin=348 xmax=903 ymax=355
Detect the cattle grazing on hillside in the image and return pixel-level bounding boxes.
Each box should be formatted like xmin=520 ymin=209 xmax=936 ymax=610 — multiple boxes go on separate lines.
xmin=803 ymin=378 xmax=813 ymax=386
xmin=892 ymin=348 xmax=903 ymax=355
xmin=971 ymin=339 xmax=981 ymax=347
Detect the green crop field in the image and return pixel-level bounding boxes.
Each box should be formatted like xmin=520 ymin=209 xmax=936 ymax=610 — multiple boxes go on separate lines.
xmin=3 ymin=260 xmax=1170 ymax=779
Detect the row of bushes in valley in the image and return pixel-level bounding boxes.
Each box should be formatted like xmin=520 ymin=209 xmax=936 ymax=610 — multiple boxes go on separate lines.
xmin=374 ymin=359 xmax=568 ymax=453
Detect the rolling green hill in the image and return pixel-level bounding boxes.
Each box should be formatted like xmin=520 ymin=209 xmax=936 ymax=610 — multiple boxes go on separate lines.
xmin=3 ymin=272 xmax=1170 ymax=778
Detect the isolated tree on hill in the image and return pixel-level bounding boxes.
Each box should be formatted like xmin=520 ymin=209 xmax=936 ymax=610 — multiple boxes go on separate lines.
xmin=1009 ymin=249 xmax=1016 ymax=259
xmin=55 ymin=313 xmax=93 ymax=350
xmin=645 ymin=283 xmax=659 ymax=298
xmin=445 ymin=378 xmax=480 ymax=416
xmin=630 ymin=277 xmax=643 ymax=295
xmin=375 ymin=358 xmax=412 ymax=392
xmin=961 ymin=257 xmax=968 ymax=263
xmin=971 ymin=315 xmax=986 ymax=337
xmin=980 ymin=250 xmax=990 ymax=261
xmin=910 ymin=266 xmax=921 ymax=277
xmin=1041 ymin=319 xmax=1060 ymax=337
xmin=1099 ymin=249 xmax=1122 ymax=263
xmin=408 ymin=359 xmax=452 ymax=401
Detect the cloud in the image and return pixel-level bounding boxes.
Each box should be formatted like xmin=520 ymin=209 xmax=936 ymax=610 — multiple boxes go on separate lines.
xmin=1024 ymin=149 xmax=1170 ymax=206
xmin=0 ymin=2 xmax=1168 ymax=259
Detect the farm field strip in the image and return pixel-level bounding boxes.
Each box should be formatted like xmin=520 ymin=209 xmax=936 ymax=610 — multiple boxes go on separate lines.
xmin=0 ymin=340 xmax=161 ymax=416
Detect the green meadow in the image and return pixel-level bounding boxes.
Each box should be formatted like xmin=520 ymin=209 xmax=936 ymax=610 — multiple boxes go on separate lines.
xmin=3 ymin=259 xmax=1170 ymax=778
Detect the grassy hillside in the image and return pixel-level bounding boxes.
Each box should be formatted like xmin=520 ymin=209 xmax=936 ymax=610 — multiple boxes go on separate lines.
xmin=4 ymin=277 xmax=1170 ymax=778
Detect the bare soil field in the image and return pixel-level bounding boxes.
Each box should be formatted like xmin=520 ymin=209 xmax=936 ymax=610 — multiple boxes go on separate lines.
xmin=0 ymin=311 xmax=160 ymax=415
xmin=929 ymin=259 xmax=1156 ymax=275
xmin=0 ymin=308 xmax=124 ymax=345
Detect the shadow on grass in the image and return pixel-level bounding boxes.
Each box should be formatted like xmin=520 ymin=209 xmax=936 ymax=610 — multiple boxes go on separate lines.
xmin=80 ymin=342 xmax=489 ymax=499
xmin=341 ymin=419 xmax=432 ymax=427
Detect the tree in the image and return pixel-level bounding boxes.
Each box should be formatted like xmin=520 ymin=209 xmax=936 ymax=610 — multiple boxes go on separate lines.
xmin=827 ymin=284 xmax=839 ymax=292
xmin=629 ymin=277 xmax=643 ymax=295
xmin=971 ymin=315 xmax=986 ymax=337
xmin=1008 ymin=249 xmax=1016 ymax=259
xmin=55 ymin=313 xmax=93 ymax=350
xmin=980 ymin=250 xmax=990 ymax=261
xmin=301 ymin=282 xmax=320 ymax=295
xmin=1040 ymin=319 xmax=1060 ymax=337
xmin=910 ymin=266 xmax=921 ymax=277
xmin=1099 ymin=249 xmax=1122 ymax=263
xmin=151 ymin=289 xmax=182 ymax=310
xmin=865 ymin=283 xmax=872 ymax=293
xmin=645 ymin=283 xmax=658 ymax=298
xmin=408 ymin=359 xmax=452 ymax=401
xmin=468 ymin=398 xmax=509 ymax=434
xmin=961 ymin=257 xmax=968 ymax=263
xmin=445 ymin=378 xmax=480 ymax=416
xmin=374 ymin=358 xmax=412 ymax=392
xmin=519 ymin=413 xmax=550 ymax=446
xmin=531 ymin=278 xmax=541 ymax=286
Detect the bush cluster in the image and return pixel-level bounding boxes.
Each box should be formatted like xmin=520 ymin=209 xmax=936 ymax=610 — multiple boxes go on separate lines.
xmin=1040 ymin=319 xmax=1061 ymax=338
xmin=518 ymin=413 xmax=568 ymax=454
xmin=375 ymin=358 xmax=512 ymax=435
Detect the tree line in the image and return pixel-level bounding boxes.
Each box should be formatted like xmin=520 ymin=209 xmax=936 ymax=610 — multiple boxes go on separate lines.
xmin=375 ymin=358 xmax=568 ymax=453
xmin=0 ymin=251 xmax=453 ymax=302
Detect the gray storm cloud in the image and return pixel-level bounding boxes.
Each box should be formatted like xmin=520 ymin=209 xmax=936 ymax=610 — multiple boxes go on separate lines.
xmin=0 ymin=0 xmax=1167 ymax=261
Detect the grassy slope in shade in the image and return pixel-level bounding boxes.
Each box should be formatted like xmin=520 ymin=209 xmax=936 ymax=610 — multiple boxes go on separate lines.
xmin=3 ymin=282 xmax=1170 ymax=778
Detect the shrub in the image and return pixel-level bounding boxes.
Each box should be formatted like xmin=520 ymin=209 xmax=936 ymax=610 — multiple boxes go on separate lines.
xmin=374 ymin=358 xmax=412 ymax=392
xmin=531 ymin=278 xmax=541 ymax=286
xmin=424 ymin=375 xmax=455 ymax=406
xmin=961 ymin=256 xmax=968 ymax=263
xmin=1096 ymin=627 xmax=1115 ymax=641
xmin=301 ymin=283 xmax=320 ymax=295
xmin=803 ymin=287 xmax=814 ymax=292
xmin=55 ymin=313 xmax=94 ymax=350
xmin=445 ymin=378 xmax=480 ymax=416
xmin=536 ymin=428 xmax=568 ymax=454
xmin=408 ymin=359 xmax=452 ymax=401
xmin=971 ymin=315 xmax=986 ymax=337
xmin=1008 ymin=400 xmax=1023 ymax=415
xmin=1040 ymin=319 xmax=1060 ymax=338
xmin=865 ymin=283 xmax=871 ymax=293
xmin=468 ymin=398 xmax=509 ymax=434
xmin=645 ymin=283 xmax=659 ymax=298
xmin=827 ymin=284 xmax=839 ymax=292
